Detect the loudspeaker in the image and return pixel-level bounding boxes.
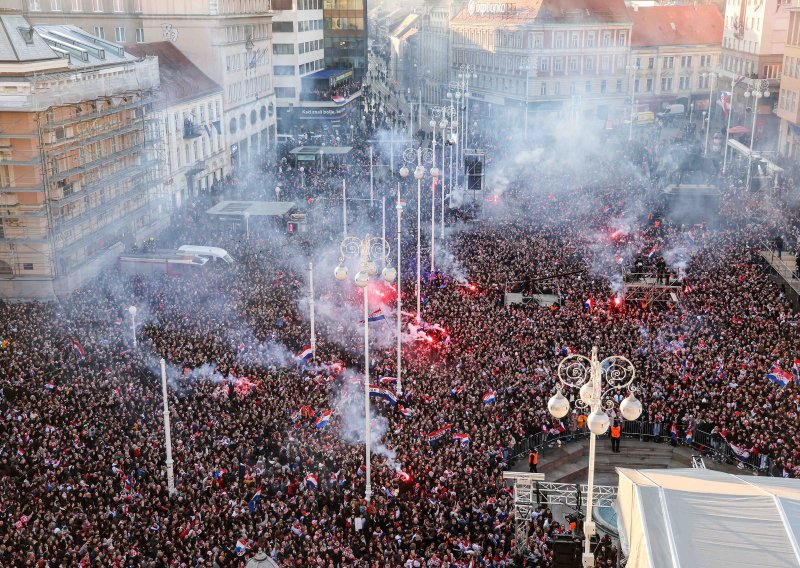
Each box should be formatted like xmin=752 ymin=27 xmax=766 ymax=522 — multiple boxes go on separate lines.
xmin=465 ymin=155 xmax=484 ymax=192
xmin=552 ymin=536 xmax=582 ymax=568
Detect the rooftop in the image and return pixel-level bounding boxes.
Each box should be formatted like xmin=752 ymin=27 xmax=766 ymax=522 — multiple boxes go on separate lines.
xmin=0 ymin=14 xmax=61 ymax=64
xmin=627 ymin=4 xmax=723 ymax=47
xmin=124 ymin=42 xmax=221 ymax=105
xmin=451 ymin=0 xmax=631 ymax=25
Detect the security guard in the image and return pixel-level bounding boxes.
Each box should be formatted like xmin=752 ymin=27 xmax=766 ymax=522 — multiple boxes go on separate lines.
xmin=611 ymin=421 xmax=621 ymax=453
xmin=528 ymin=449 xmax=539 ymax=473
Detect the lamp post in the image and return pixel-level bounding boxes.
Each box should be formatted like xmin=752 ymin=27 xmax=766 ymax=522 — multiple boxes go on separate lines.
xmin=159 ymin=358 xmax=176 ymax=495
xmin=395 ymin=183 xmax=404 ymax=396
xmin=547 ymin=347 xmax=641 ymax=568
xmin=334 ymin=235 xmax=396 ymax=503
xmin=519 ymin=60 xmax=531 ymax=140
xmin=399 ymin=146 xmax=434 ymax=322
xmin=243 ymin=211 xmax=250 ymax=239
xmin=309 ymin=262 xmax=316 ymax=359
xmin=299 ymin=166 xmax=305 ymax=192
xmin=128 ymin=305 xmax=138 ymax=348
xmin=743 ymin=79 xmax=770 ymax=192
xmin=701 ymin=72 xmax=717 ymax=155
xmin=626 ymin=63 xmax=638 ymax=142
xmin=456 ymin=65 xmax=476 ymax=169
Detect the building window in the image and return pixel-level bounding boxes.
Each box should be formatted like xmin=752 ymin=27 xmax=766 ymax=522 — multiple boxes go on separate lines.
xmin=571 ymin=33 xmax=579 ymax=48
xmin=648 ymin=57 xmax=654 ymax=70
xmin=634 ymin=79 xmax=640 ymax=92
xmin=135 ymin=28 xmax=144 ymax=43
xmin=679 ymin=76 xmax=690 ymax=90
xmin=94 ymin=26 xmax=105 ymax=39
xmin=275 ymin=87 xmax=296 ymax=98
xmin=540 ymin=58 xmax=549 ymax=72
xmin=29 ymin=0 xmax=41 ymax=9
xmin=540 ymin=82 xmax=547 ymax=95
xmin=600 ymin=80 xmax=607 ymax=94
xmin=661 ymin=77 xmax=673 ymax=91
xmin=585 ymin=81 xmax=592 ymax=93
xmin=602 ymin=33 xmax=611 ymax=47
xmin=115 ymin=27 xmax=126 ymax=42
xmin=52 ymin=0 xmax=62 ymax=10
xmin=663 ymin=56 xmax=674 ymax=69
xmin=601 ymin=56 xmax=610 ymax=70
xmin=72 ymin=0 xmax=81 ymax=10
xmin=533 ymin=33 xmax=543 ymax=48
xmin=554 ymin=58 xmax=563 ymax=72
xmin=586 ymin=57 xmax=593 ymax=71
xmin=92 ymin=0 xmax=102 ymax=11
xmin=23 ymin=263 xmax=34 ymax=271
xmin=555 ymin=33 xmax=564 ymax=49
xmin=113 ymin=0 xmax=123 ymax=11
xmin=681 ymin=55 xmax=693 ymax=68
xmin=619 ymin=33 xmax=626 ymax=46
xmin=646 ymin=78 xmax=653 ymax=92
xmin=569 ymin=57 xmax=577 ymax=72
xmin=273 ymin=44 xmax=295 ymax=55
xmin=616 ymin=79 xmax=622 ymax=93
xmin=274 ymin=65 xmax=296 ymax=75
xmin=587 ymin=33 xmax=594 ymax=47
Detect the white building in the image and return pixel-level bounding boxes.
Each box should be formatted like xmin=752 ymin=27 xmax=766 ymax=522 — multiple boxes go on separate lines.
xmin=126 ymin=42 xmax=227 ymax=208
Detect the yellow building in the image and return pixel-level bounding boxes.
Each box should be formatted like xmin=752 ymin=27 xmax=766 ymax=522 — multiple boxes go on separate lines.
xmin=0 ymin=15 xmax=162 ymax=300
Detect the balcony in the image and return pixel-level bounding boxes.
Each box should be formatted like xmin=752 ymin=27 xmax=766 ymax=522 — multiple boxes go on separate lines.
xmin=183 ymin=119 xmax=202 ymax=139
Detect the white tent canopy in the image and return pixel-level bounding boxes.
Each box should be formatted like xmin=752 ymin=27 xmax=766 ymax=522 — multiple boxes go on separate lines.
xmin=616 ymin=468 xmax=800 ymax=568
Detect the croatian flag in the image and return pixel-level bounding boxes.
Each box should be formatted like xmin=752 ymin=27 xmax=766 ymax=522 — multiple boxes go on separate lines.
xmin=70 ymin=339 xmax=86 ymax=360
xmin=450 ymin=385 xmax=465 ymax=397
xmin=368 ymin=309 xmax=386 ymax=323
xmin=670 ymin=424 xmax=678 ymax=440
xmin=767 ymin=364 xmax=793 ymax=388
xmin=452 ymin=433 xmax=471 ymax=447
xmin=305 ymin=473 xmax=318 ymax=489
xmin=720 ymin=91 xmax=731 ymax=116
xmin=792 ymin=357 xmax=800 ymax=385
xmin=647 ymin=245 xmax=659 ymax=260
xmin=247 ymin=485 xmax=262 ymax=514
xmin=584 ymin=298 xmax=593 ymax=311
xmin=685 ymin=429 xmax=693 ymax=444
xmin=296 ymin=346 xmax=313 ymax=364
xmin=482 ymin=391 xmax=496 ymax=405
xmin=379 ymin=376 xmax=397 ymax=386
xmin=331 ymin=95 xmax=346 ymax=104
xmin=44 ymin=382 xmax=56 ymax=390
xmin=427 ymin=424 xmax=453 ymax=445
xmin=315 ymin=410 xmax=331 ymax=429
xmin=729 ymin=442 xmax=751 ymax=461
xmin=369 ymin=385 xmax=398 ymax=406
xmin=687 ymin=229 xmax=696 ymax=245
xmin=397 ymin=404 xmax=414 ymax=418
xmin=234 ymin=538 xmax=249 ymax=556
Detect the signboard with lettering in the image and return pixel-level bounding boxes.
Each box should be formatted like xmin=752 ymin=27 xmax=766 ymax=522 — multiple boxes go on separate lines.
xmin=299 ymin=107 xmax=348 ymax=120
xmin=467 ymin=0 xmax=511 ymax=15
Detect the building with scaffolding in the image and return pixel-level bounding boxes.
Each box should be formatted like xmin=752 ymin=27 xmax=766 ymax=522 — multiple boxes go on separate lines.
xmin=0 ymin=14 xmax=162 ymax=300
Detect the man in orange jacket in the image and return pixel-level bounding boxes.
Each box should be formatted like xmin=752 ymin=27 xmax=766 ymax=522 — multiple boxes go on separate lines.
xmin=611 ymin=421 xmax=621 ymax=453
xmin=528 ymin=449 xmax=539 ymax=473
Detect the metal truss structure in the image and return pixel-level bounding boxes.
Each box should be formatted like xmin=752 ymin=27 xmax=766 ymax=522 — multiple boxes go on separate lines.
xmin=503 ymin=473 xmax=617 ymax=554
xmin=691 ymin=455 xmax=707 ymax=469
xmin=622 ymin=269 xmax=682 ymax=309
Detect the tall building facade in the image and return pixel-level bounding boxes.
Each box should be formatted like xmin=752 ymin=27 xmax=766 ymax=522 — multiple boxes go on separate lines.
xmin=139 ymin=0 xmax=277 ymax=169
xmin=324 ymin=0 xmax=368 ymax=78
xmin=416 ymin=0 xmax=463 ymax=105
xmin=627 ymin=5 xmax=723 ymax=114
xmin=0 ymin=16 xmax=162 ymax=300
xmin=720 ymin=0 xmax=791 ymax=83
xmin=777 ymin=8 xmax=800 ymax=157
xmin=449 ymin=0 xmax=633 ymax=128
xmin=18 ymin=0 xmax=278 ymax=170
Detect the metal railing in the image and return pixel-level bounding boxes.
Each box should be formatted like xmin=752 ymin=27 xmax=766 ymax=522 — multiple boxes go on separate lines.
xmin=510 ymin=420 xmax=774 ymax=475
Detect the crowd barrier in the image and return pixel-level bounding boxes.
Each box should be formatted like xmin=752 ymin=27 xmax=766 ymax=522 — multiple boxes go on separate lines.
xmin=509 ymin=420 xmax=774 ymax=475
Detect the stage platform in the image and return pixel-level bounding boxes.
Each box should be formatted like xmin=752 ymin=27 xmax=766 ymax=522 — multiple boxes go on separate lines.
xmin=760 ymin=249 xmax=800 ymax=307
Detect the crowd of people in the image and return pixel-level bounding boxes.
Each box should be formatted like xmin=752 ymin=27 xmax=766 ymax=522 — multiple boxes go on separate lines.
xmin=2 ymin=94 xmax=800 ymax=568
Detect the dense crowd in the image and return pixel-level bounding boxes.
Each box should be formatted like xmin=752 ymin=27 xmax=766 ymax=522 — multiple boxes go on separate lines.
xmin=2 ymin=101 xmax=800 ymax=568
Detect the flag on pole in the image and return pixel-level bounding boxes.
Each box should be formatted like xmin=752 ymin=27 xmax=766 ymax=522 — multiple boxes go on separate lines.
xmin=296 ymin=346 xmax=313 ymax=364
xmin=452 ymin=433 xmax=471 ymax=447
xmin=397 ymin=404 xmax=414 ymax=418
xmin=247 ymin=486 xmax=262 ymax=514
xmin=427 ymin=424 xmax=453 ymax=445
xmin=792 ymin=357 xmax=800 ymax=385
xmin=379 ymin=376 xmax=397 ymax=386
xmin=482 ymin=391 xmax=496 ymax=405
xmin=305 ymin=473 xmax=318 ymax=489
xmin=234 ymin=538 xmax=250 ymax=556
xmin=647 ymin=245 xmax=659 ymax=260
xmin=719 ymin=91 xmax=732 ymax=116
xmin=729 ymin=442 xmax=751 ymax=461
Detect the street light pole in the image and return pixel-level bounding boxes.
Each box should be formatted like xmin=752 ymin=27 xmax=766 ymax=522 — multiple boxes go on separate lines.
xmin=309 ymin=262 xmax=316 ymax=359
xmin=395 ymin=183 xmax=404 ymax=396
xmin=369 ymin=145 xmax=374 ymax=207
xmin=342 ymin=179 xmax=347 ymax=238
xmin=547 ymin=347 xmax=641 ymax=567
xmin=744 ymin=80 xmax=770 ymax=192
xmin=334 ymin=235 xmax=396 ymax=503
xmin=128 ymin=306 xmax=137 ymax=348
xmin=159 ymin=358 xmax=176 ymax=495
xmin=722 ymin=88 xmax=735 ymax=174
xmin=703 ymin=72 xmax=717 ymax=156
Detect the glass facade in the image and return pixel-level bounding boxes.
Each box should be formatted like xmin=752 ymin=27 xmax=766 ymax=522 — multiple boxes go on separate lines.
xmin=323 ymin=0 xmax=367 ymax=77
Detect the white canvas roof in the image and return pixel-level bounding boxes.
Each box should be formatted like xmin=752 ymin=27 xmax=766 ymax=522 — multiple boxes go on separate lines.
xmin=616 ymin=468 xmax=800 ymax=568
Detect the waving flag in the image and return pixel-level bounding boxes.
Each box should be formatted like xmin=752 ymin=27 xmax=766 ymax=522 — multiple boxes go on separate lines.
xmin=379 ymin=376 xmax=397 ymax=386
xmin=482 ymin=391 xmax=496 ymax=405
xmin=452 ymin=433 xmax=471 ymax=448
xmin=234 ymin=538 xmax=250 ymax=556
xmin=296 ymin=346 xmax=313 ymax=364
xmin=450 ymin=385 xmax=465 ymax=397
xmin=305 ymin=473 xmax=318 ymax=489
xmin=685 ymin=429 xmax=693 ymax=444
xmin=369 ymin=385 xmax=398 ymax=406
xmin=729 ymin=442 xmax=751 ymax=461
xmin=719 ymin=91 xmax=731 ymax=116
xmin=584 ymin=298 xmax=593 ymax=311
xmin=247 ymin=485 xmax=262 ymax=514
xmin=331 ymin=95 xmax=346 ymax=104
xmin=687 ymin=228 xmax=696 ymax=245
xmin=647 ymin=245 xmax=659 ymax=260
xmin=767 ymin=364 xmax=793 ymax=388
xmin=315 ymin=410 xmax=331 ymax=429
xmin=427 ymin=424 xmax=453 ymax=445
xmin=792 ymin=357 xmax=800 ymax=385
xmin=368 ymin=309 xmax=386 ymax=323
xmin=397 ymin=404 xmax=414 ymax=418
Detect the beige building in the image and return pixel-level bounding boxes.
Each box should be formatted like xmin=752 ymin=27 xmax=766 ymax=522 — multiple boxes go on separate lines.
xmin=18 ymin=0 xmax=278 ymax=169
xmin=777 ymin=8 xmax=800 ymax=157
xmin=449 ymin=0 xmax=633 ymax=130
xmin=0 ymin=15 xmax=163 ymax=300
xmin=627 ymin=5 xmax=723 ymax=114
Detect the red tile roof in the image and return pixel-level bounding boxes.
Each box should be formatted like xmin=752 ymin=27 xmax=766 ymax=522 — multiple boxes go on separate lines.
xmin=627 ymin=5 xmax=723 ymax=47
xmin=451 ymin=0 xmax=630 ymax=25
xmin=124 ymin=41 xmax=221 ymax=104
